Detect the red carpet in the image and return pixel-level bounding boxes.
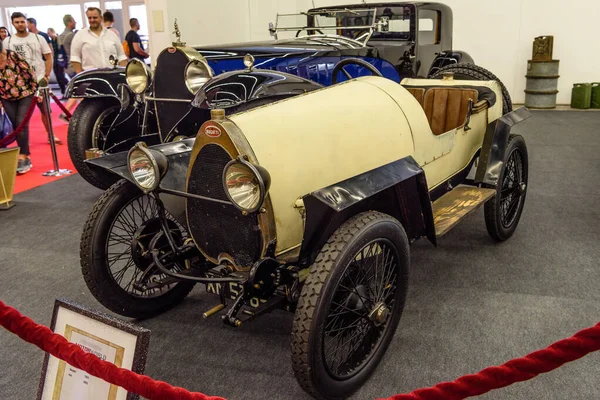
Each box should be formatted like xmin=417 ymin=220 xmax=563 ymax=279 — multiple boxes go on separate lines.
xmin=10 ymin=102 xmax=76 ymax=194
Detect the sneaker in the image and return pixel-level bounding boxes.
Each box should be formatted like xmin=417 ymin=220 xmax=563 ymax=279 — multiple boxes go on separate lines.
xmin=16 ymin=158 xmax=32 ymax=175
xmin=58 ymin=113 xmax=69 ymax=123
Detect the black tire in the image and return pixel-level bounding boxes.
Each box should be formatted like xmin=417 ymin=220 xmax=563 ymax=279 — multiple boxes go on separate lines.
xmin=291 ymin=211 xmax=409 ymax=400
xmin=431 ymin=63 xmax=513 ymax=115
xmin=68 ymin=98 xmax=121 ymax=190
xmin=81 ymin=179 xmax=195 ymax=319
xmin=484 ymin=134 xmax=528 ymax=241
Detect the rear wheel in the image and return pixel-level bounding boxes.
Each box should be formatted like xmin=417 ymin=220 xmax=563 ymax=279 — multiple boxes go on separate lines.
xmin=431 ymin=63 xmax=513 ymax=115
xmin=80 ymin=180 xmax=196 ymax=319
xmin=291 ymin=211 xmax=409 ymax=400
xmin=484 ymin=134 xmax=528 ymax=241
xmin=68 ymin=98 xmax=121 ymax=190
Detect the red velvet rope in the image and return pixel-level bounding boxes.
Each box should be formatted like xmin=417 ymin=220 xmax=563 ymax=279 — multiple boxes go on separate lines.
xmin=0 ymin=300 xmax=224 ymax=400
xmin=0 ymin=96 xmax=38 ymax=148
xmin=1 ymin=298 xmax=598 ymax=400
xmin=49 ymin=91 xmax=72 ymax=119
xmin=381 ymin=321 xmax=600 ymax=400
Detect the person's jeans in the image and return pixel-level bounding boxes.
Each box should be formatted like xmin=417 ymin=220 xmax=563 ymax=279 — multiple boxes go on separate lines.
xmin=1 ymin=96 xmax=34 ymax=156
xmin=53 ymin=64 xmax=69 ymax=95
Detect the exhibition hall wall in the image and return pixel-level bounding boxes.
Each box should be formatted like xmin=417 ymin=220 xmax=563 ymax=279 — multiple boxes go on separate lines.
xmin=2 ymin=0 xmax=597 ymax=104
xmin=145 ymin=0 xmax=599 ymax=105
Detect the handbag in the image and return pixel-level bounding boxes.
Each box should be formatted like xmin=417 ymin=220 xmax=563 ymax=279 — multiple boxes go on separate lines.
xmin=0 ymin=108 xmax=15 ymax=148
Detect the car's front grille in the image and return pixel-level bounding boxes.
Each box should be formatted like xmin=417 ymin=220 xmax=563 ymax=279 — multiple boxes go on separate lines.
xmin=153 ymin=49 xmax=196 ymax=136
xmin=186 ymin=144 xmax=261 ymax=267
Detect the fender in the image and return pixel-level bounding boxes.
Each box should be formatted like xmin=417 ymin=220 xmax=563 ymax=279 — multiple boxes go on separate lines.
xmin=85 ymin=139 xmax=194 ymax=225
xmin=475 ymin=107 xmax=531 ymax=186
xmin=298 ymin=156 xmax=436 ymax=267
xmin=65 ymin=67 xmax=127 ymax=99
xmin=191 ymin=69 xmax=324 ymax=111
xmin=427 ymin=50 xmax=475 ymax=77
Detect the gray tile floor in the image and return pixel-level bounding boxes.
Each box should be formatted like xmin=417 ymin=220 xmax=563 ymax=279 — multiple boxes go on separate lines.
xmin=1 ymin=111 xmax=599 ymax=399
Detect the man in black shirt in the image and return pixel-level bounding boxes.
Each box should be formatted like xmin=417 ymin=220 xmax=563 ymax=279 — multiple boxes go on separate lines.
xmin=125 ymin=18 xmax=149 ymax=61
xmin=47 ymin=27 xmax=69 ymax=95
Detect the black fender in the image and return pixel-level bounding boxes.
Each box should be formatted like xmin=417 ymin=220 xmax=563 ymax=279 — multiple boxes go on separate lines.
xmin=191 ymin=69 xmax=324 ymax=111
xmin=65 ymin=67 xmax=127 ymax=99
xmin=298 ymin=156 xmax=436 ymax=267
xmin=427 ymin=50 xmax=475 ymax=77
xmin=475 ymin=107 xmax=531 ymax=186
xmin=85 ymin=139 xmax=194 ymax=225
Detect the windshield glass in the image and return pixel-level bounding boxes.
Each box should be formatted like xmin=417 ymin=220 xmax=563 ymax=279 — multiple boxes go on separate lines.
xmin=273 ymin=6 xmax=413 ymax=43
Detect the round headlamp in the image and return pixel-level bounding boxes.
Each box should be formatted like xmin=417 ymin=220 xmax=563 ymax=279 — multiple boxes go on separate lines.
xmin=127 ymin=142 xmax=168 ymax=192
xmin=125 ymin=59 xmax=151 ymax=94
xmin=184 ymin=59 xmax=214 ymax=94
xmin=223 ymin=158 xmax=271 ymax=213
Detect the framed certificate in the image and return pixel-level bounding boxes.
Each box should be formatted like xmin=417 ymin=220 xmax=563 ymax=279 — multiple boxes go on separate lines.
xmin=37 ymin=299 xmax=151 ymax=400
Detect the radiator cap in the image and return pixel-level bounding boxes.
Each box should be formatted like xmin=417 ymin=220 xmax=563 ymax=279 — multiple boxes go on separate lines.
xmin=210 ymin=109 xmax=226 ymax=121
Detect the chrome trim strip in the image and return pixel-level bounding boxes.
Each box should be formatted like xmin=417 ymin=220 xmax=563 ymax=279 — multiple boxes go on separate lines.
xmin=147 ymin=96 xmax=192 ymax=103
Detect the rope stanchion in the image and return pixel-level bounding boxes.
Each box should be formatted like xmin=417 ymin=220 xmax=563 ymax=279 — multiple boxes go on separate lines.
xmin=0 ymin=300 xmax=224 ymax=400
xmin=381 ymin=322 xmax=600 ymax=400
xmin=39 ymin=86 xmax=72 ymax=177
xmin=0 ymin=96 xmax=37 ymax=148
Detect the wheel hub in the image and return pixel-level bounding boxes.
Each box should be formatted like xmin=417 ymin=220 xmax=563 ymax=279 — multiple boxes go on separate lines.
xmin=519 ymin=182 xmax=527 ymax=195
xmin=368 ymin=302 xmax=390 ymax=327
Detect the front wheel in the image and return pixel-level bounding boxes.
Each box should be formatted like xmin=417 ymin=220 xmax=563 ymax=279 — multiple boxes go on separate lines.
xmin=68 ymin=98 xmax=122 ymax=190
xmin=291 ymin=211 xmax=409 ymax=400
xmin=431 ymin=63 xmax=513 ymax=115
xmin=80 ymin=180 xmax=195 ymax=319
xmin=484 ymin=134 xmax=529 ymax=241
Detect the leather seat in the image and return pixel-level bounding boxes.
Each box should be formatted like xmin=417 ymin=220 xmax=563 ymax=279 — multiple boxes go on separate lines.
xmin=406 ymin=87 xmax=483 ymax=136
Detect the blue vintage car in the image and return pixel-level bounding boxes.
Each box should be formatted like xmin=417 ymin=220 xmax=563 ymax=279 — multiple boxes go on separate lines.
xmin=65 ymin=2 xmax=511 ymax=189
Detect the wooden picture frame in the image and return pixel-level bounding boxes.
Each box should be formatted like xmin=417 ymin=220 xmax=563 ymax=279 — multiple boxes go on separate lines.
xmin=37 ymin=299 xmax=151 ymax=400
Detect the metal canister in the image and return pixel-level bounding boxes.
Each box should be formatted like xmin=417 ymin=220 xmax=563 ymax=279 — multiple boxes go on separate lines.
xmin=524 ymin=36 xmax=559 ymax=109
xmin=591 ymin=83 xmax=600 ymax=109
xmin=571 ymin=83 xmax=592 ymax=109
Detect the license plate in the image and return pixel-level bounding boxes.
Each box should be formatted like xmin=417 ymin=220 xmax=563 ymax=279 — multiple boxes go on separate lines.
xmin=205 ymin=282 xmax=267 ymax=308
xmin=205 ymin=281 xmax=243 ymax=299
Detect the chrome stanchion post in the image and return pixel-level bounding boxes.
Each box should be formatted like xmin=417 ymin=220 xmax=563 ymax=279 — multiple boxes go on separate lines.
xmin=39 ymin=82 xmax=71 ymax=177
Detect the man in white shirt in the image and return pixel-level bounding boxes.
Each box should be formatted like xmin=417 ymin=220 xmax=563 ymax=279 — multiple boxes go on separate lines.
xmin=3 ymin=12 xmax=57 ymax=142
xmin=70 ymin=7 xmax=127 ymax=73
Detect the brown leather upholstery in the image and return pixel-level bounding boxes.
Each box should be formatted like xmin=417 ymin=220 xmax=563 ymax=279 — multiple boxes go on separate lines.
xmin=407 ymin=88 xmax=425 ymax=108
xmin=423 ymin=88 xmax=478 ymax=135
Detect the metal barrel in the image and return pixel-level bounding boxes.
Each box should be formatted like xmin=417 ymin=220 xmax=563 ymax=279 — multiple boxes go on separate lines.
xmin=524 ymin=59 xmax=560 ymax=109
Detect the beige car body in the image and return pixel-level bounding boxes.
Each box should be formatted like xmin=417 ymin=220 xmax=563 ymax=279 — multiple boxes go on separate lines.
xmin=193 ymin=75 xmax=503 ymax=262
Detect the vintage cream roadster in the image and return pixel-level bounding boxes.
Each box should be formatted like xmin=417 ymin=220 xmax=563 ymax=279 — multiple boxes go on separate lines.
xmin=80 ymin=69 xmax=530 ymax=399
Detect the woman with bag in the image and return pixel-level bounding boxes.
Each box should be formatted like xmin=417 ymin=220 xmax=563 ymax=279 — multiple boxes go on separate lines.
xmin=0 ymin=39 xmax=38 ymax=174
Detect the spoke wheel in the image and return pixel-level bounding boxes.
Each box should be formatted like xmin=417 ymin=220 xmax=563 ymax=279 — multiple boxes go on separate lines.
xmin=81 ymin=180 xmax=196 ymax=319
xmin=292 ymin=212 xmax=409 ymax=400
xmin=91 ymin=106 xmax=120 ymax=150
xmin=324 ymin=240 xmax=399 ymax=379
xmin=484 ymin=134 xmax=529 ymax=241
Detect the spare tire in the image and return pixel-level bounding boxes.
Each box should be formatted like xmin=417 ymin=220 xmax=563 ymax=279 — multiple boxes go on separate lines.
xmin=431 ymin=63 xmax=513 ymax=115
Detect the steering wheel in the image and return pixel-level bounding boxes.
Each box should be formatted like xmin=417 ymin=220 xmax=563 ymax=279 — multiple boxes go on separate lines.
xmin=331 ymin=58 xmax=383 ymax=84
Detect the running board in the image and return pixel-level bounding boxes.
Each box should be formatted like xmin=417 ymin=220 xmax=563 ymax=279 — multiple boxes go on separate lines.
xmin=432 ymin=185 xmax=496 ymax=237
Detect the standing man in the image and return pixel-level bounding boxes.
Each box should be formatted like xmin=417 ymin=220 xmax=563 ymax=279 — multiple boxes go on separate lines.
xmin=58 ymin=14 xmax=78 ymax=122
xmin=3 ymin=12 xmax=56 ymax=143
xmin=70 ymin=7 xmax=127 ymax=73
xmin=47 ymin=28 xmax=68 ymax=95
xmin=125 ymin=18 xmax=149 ymax=61
xmin=27 ymin=18 xmax=53 ymax=58
xmin=103 ymin=11 xmax=121 ymax=40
